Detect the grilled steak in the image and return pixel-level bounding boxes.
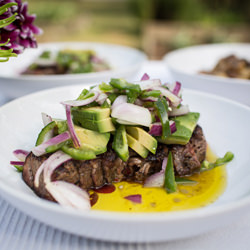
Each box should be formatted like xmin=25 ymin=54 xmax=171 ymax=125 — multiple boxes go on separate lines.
xmin=22 ymin=125 xmax=206 ymax=201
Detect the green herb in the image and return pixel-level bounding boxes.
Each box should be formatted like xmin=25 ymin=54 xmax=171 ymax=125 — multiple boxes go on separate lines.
xmin=164 ymin=152 xmax=177 ymax=193
xmin=127 ymin=90 xmax=139 ymax=103
xmin=175 ymin=177 xmax=197 ymax=185
xmin=77 ymin=89 xmax=89 ymax=100
xmin=109 ymin=78 xmax=141 ymax=93
xmin=201 ymin=151 xmax=234 ymax=172
xmin=99 ymin=82 xmax=113 ymax=92
xmin=13 ymin=165 xmax=23 ymax=172
xmin=140 ymin=90 xmax=161 ymax=99
xmin=76 ymin=89 xmax=94 ymax=101
xmin=108 ymin=93 xmax=118 ymax=104
xmin=155 ymin=98 xmax=171 ymax=139
xmin=101 ymin=99 xmax=111 ymax=108
xmin=40 ymin=50 xmax=51 ymax=59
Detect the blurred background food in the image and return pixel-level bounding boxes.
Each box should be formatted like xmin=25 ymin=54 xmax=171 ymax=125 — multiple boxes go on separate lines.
xmin=26 ymin=0 xmax=250 ymax=59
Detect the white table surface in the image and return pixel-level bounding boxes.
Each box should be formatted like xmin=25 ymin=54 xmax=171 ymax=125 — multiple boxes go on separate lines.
xmin=0 ymin=61 xmax=249 ymax=250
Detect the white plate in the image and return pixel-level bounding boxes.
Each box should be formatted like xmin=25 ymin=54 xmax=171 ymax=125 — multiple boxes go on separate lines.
xmin=0 ymin=84 xmax=250 ymax=243
xmin=163 ymin=43 xmax=250 ymax=106
xmin=0 ymin=42 xmax=147 ymax=99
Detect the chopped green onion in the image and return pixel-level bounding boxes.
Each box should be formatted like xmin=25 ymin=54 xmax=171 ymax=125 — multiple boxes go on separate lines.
xmin=155 ymin=98 xmax=171 ymax=139
xmin=201 ymin=151 xmax=234 ymax=172
xmin=164 ymin=152 xmax=177 ymax=193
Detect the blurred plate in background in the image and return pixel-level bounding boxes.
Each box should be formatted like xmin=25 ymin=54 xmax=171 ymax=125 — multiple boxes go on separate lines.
xmin=0 ymin=42 xmax=147 ymax=99
xmin=164 ymin=43 xmax=250 ymax=106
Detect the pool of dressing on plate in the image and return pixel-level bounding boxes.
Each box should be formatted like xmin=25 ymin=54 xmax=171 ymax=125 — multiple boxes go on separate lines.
xmin=91 ymin=146 xmax=227 ymax=212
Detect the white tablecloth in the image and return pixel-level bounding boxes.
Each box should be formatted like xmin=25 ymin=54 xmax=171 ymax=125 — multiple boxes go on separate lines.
xmin=0 ymin=61 xmax=249 ymax=250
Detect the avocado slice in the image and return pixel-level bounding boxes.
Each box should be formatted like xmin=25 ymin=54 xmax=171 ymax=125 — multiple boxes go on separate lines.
xmin=73 ymin=116 xmax=115 ymax=133
xmin=127 ymin=133 xmax=149 ymax=158
xmin=157 ymin=112 xmax=200 ymax=145
xmin=74 ymin=125 xmax=110 ymax=154
xmin=72 ymin=107 xmax=111 ymax=121
xmin=126 ymin=126 xmax=157 ymax=154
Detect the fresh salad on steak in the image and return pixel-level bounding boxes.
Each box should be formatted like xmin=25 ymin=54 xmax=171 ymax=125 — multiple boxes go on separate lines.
xmin=10 ymin=74 xmax=233 ymax=210
xmin=22 ymin=49 xmax=110 ymax=75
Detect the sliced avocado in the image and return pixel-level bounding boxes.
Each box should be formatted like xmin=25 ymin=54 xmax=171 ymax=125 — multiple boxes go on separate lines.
xmin=126 ymin=133 xmax=149 ymax=158
xmin=72 ymin=107 xmax=110 ymax=121
xmin=112 ymin=125 xmax=129 ymax=161
xmin=126 ymin=126 xmax=157 ymax=154
xmin=74 ymin=125 xmax=110 ymax=155
xmin=73 ymin=116 xmax=115 ymax=133
xmin=157 ymin=112 xmax=200 ymax=145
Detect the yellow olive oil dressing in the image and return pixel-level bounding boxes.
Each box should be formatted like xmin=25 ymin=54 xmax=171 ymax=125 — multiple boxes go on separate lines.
xmin=92 ymin=146 xmax=227 ymax=212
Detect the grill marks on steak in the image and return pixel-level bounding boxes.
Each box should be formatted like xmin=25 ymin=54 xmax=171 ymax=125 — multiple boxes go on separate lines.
xmin=22 ymin=125 xmax=206 ymax=200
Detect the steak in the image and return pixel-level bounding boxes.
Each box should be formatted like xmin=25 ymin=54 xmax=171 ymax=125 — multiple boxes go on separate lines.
xmin=22 ymin=125 xmax=206 ymax=201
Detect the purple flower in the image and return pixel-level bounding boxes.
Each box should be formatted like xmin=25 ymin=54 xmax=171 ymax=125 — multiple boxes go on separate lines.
xmin=0 ymin=0 xmax=42 ymax=54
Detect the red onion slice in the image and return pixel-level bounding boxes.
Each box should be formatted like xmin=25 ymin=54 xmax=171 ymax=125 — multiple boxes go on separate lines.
xmin=43 ymin=150 xmax=72 ymax=184
xmin=135 ymin=79 xmax=161 ymax=91
xmin=111 ymin=95 xmax=127 ymax=110
xmin=32 ymin=131 xmax=71 ymax=157
xmin=140 ymin=73 xmax=150 ymax=81
xmin=34 ymin=160 xmax=47 ymax=187
xmin=45 ymin=181 xmax=90 ymax=211
xmin=172 ymin=81 xmax=181 ymax=96
xmin=169 ymin=105 xmax=190 ymax=117
xmin=65 ymin=105 xmax=81 ymax=148
xmin=152 ymin=86 xmax=182 ymax=107
xmin=144 ymin=171 xmax=165 ymax=187
xmin=41 ymin=113 xmax=53 ymax=126
xmin=96 ymin=92 xmax=108 ymax=105
xmin=61 ymin=91 xmax=99 ymax=107
xmin=124 ymin=194 xmax=142 ymax=204
xmin=144 ymin=157 xmax=168 ymax=187
xmin=13 ymin=149 xmax=29 ymax=161
xmin=34 ymin=150 xmax=71 ymax=187
xmin=10 ymin=161 xmax=24 ymax=166
xmin=111 ymin=103 xmax=152 ymax=127
xmin=149 ymin=121 xmax=176 ymax=136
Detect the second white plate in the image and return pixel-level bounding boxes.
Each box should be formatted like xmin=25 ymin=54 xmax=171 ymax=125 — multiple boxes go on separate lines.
xmin=0 ymin=42 xmax=147 ymax=99
xmin=164 ymin=43 xmax=250 ymax=106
